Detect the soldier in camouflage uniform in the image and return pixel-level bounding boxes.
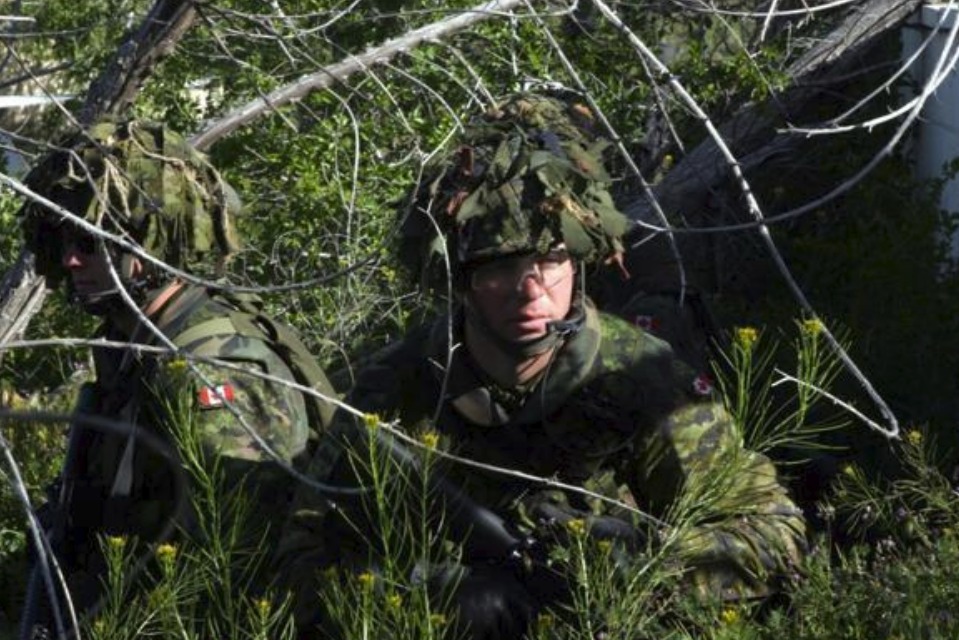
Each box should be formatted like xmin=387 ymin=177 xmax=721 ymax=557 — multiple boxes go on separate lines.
xmin=18 ymin=120 xmax=336 ymax=633
xmin=277 ymin=93 xmax=806 ymax=638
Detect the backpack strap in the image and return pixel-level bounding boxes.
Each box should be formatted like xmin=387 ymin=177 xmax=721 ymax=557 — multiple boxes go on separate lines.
xmin=240 ymin=312 xmax=337 ymax=430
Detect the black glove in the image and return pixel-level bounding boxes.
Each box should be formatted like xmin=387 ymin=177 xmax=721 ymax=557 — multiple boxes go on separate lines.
xmin=430 ymin=564 xmax=537 ymax=640
xmin=531 ymin=501 xmax=644 ymax=552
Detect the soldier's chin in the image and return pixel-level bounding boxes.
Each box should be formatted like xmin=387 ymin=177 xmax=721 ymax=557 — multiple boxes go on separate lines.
xmin=69 ymin=288 xmax=121 ymax=316
xmin=507 ymin=318 xmax=550 ymax=339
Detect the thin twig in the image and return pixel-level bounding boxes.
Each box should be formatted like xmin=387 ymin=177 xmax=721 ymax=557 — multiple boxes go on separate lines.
xmin=190 ymin=0 xmax=531 ymax=150
xmin=526 ymin=1 xmax=689 ymax=303
xmin=772 ymin=369 xmax=898 ymax=440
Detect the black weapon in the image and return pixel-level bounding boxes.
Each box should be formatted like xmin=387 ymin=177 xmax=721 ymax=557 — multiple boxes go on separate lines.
xmin=357 ymin=425 xmax=529 ymax=563
xmin=339 ymin=422 xmax=645 ymax=606
xmin=17 ymin=389 xmax=188 ymax=640
xmin=341 ymin=424 xmax=594 ymax=609
xmin=349 ymin=422 xmax=642 ymax=553
xmin=19 ymin=383 xmax=96 ymax=640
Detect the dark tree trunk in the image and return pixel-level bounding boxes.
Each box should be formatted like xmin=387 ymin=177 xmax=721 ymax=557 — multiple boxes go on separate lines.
xmin=603 ymin=0 xmax=923 ymax=304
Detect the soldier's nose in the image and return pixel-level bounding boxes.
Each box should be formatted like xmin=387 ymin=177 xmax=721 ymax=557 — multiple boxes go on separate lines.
xmin=62 ymin=248 xmax=84 ymax=269
xmin=516 ymin=271 xmax=546 ymax=298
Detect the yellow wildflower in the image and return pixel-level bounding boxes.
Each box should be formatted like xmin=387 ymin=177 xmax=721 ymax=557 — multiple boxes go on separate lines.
xmin=255 ymin=598 xmax=271 ymax=618
xmin=419 ymin=430 xmax=440 ymax=451
xmin=662 ymin=154 xmax=674 ymax=170
xmin=322 ymin=566 xmax=339 ymax=581
xmin=536 ymin=613 xmax=555 ymax=631
xmin=565 ymin=518 xmax=587 ymax=537
xmin=386 ymin=593 xmax=403 ymax=610
xmin=363 ymin=413 xmax=380 ymax=430
xmin=734 ymin=326 xmax=758 ymax=351
xmin=357 ymin=571 xmax=376 ymax=589
xmin=165 ymin=358 xmax=189 ymax=375
xmin=429 ymin=613 xmax=448 ymax=627
xmin=93 ymin=619 xmax=107 ymax=635
xmin=842 ymin=464 xmax=858 ymax=479
xmin=596 ymin=539 xmax=613 ymax=554
xmin=906 ymin=429 xmax=922 ymax=447
xmin=156 ymin=543 xmax=177 ymax=565
xmin=106 ymin=535 xmax=126 ymax=551
xmin=801 ymin=318 xmax=824 ymax=337
xmin=720 ymin=607 xmax=741 ymax=625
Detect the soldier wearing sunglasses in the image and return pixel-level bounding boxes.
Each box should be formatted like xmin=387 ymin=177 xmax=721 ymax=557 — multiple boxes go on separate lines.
xmin=18 ymin=120 xmax=336 ymax=637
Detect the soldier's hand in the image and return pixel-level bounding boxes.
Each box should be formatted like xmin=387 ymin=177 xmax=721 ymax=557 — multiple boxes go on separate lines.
xmin=431 ymin=565 xmax=536 ymax=640
xmin=531 ymin=501 xmax=644 ymax=551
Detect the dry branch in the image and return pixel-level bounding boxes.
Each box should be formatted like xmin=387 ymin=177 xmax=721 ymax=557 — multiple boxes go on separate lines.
xmin=622 ymin=0 xmax=923 ymax=227
xmin=79 ymin=0 xmax=197 ymax=126
xmin=190 ymin=0 xmax=527 ymax=150
xmin=0 ymin=253 xmax=45 ymax=347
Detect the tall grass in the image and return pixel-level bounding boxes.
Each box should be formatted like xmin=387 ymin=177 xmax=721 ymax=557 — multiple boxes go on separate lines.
xmin=2 ymin=322 xmax=958 ymax=639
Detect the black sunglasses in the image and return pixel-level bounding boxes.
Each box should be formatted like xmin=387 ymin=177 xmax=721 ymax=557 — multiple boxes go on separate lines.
xmin=60 ymin=229 xmax=99 ymax=256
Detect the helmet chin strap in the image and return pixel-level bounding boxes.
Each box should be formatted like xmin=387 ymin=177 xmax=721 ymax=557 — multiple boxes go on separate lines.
xmin=67 ymin=284 xmax=121 ymax=316
xmin=465 ymin=270 xmax=587 ymax=359
xmin=67 ymin=253 xmax=157 ymax=317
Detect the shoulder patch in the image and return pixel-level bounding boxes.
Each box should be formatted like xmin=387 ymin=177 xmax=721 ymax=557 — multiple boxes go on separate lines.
xmin=197 ymin=383 xmax=236 ymax=409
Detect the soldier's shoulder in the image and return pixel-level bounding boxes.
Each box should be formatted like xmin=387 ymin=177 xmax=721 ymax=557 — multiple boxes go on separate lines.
xmin=158 ymin=287 xmax=295 ymax=379
xmin=596 ymin=310 xmax=674 ymax=367
xmin=595 ymin=310 xmax=715 ymax=403
xmin=606 ymin=288 xmax=718 ymax=372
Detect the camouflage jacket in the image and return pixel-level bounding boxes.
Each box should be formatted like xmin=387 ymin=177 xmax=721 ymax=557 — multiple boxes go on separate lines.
xmin=277 ymin=300 xmax=805 ymax=618
xmin=58 ymin=284 xmax=335 ymax=612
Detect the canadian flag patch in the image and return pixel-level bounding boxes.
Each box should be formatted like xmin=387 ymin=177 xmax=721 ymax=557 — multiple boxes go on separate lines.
xmin=197 ymin=383 xmax=236 ymax=409
xmin=692 ymin=374 xmax=714 ymax=396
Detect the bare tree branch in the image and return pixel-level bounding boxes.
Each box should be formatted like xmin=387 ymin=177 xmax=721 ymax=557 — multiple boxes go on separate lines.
xmin=78 ymin=0 xmax=197 ymax=126
xmin=0 ymin=62 xmax=73 ymax=92
xmin=622 ymin=0 xmax=923 ymax=228
xmin=190 ymin=0 xmax=528 ymax=150
xmin=0 ymin=253 xmax=45 ymax=347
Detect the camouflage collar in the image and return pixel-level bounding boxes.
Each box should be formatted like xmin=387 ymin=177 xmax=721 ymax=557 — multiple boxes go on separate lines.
xmin=426 ymin=299 xmax=602 ymax=427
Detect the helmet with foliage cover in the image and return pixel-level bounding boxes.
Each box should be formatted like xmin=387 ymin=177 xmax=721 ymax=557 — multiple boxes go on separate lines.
xmin=20 ymin=119 xmax=242 ymax=290
xmin=399 ymin=91 xmax=632 ymax=293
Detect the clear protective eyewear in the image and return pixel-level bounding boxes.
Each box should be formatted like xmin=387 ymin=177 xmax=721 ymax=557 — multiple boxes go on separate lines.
xmin=469 ymin=249 xmax=573 ymax=294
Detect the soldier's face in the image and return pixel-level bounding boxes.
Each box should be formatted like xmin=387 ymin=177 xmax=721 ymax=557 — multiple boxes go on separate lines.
xmin=60 ymin=227 xmax=115 ymax=298
xmin=466 ymin=248 xmax=576 ymax=343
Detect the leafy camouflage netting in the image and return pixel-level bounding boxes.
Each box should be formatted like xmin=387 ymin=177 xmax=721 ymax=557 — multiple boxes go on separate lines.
xmin=400 ymin=92 xmax=632 ymax=292
xmin=20 ymin=119 xmax=242 ymax=285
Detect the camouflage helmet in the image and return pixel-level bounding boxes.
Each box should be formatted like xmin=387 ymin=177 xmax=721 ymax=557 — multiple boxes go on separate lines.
xmin=400 ymin=92 xmax=631 ymax=291
xmin=20 ymin=118 xmax=242 ymax=286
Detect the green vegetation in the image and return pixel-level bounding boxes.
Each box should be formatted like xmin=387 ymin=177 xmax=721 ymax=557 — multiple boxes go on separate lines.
xmin=6 ymin=324 xmax=959 ymax=638
xmin=3 ymin=1 xmax=959 ymax=638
